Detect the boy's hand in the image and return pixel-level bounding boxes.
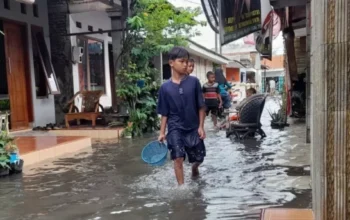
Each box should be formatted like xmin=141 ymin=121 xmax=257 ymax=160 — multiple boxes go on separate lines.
xmin=158 ymin=133 xmax=166 ymax=142
xmin=198 ymin=127 xmax=206 ymax=139
xmin=219 ymin=102 xmax=223 ymax=108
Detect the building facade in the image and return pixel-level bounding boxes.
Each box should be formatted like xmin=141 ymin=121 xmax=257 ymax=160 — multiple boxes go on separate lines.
xmin=0 ymin=0 xmax=56 ymax=129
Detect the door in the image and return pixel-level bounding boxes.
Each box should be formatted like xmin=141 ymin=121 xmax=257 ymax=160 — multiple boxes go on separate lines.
xmin=4 ymin=21 xmax=29 ymax=130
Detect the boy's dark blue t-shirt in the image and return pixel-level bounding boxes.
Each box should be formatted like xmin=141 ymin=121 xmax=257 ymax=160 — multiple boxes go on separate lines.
xmin=157 ymin=76 xmax=205 ymax=132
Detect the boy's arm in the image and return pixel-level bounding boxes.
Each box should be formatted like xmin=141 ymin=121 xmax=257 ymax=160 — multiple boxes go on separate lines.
xmin=158 ymin=116 xmax=167 ymax=142
xmin=196 ymin=79 xmax=206 ymax=139
xmin=157 ymin=86 xmax=169 ymax=142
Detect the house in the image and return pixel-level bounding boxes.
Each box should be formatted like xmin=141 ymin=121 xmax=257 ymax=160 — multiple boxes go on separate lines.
xmin=0 ymin=0 xmax=126 ymax=131
xmin=0 ymin=0 xmax=226 ymax=131
xmin=0 ymin=0 xmax=55 ymax=130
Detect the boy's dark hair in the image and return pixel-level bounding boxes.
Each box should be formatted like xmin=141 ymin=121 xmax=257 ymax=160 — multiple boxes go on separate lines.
xmin=206 ymin=71 xmax=215 ymax=78
xmin=168 ymin=46 xmax=190 ymax=60
xmin=247 ymin=87 xmax=257 ymax=94
xmin=188 ymin=58 xmax=195 ymax=63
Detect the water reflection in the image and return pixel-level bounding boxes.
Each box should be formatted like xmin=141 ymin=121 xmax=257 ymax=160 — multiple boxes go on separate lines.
xmin=0 ymin=99 xmax=310 ymax=220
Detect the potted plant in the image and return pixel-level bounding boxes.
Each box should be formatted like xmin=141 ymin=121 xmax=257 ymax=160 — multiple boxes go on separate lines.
xmin=5 ymin=142 xmax=23 ymax=174
xmin=0 ymin=131 xmax=23 ymax=175
xmin=123 ymin=122 xmax=133 ymax=139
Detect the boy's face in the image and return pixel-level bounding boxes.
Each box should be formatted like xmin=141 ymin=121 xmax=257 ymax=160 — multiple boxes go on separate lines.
xmin=169 ymin=58 xmax=188 ymax=75
xmin=187 ymin=62 xmax=194 ymax=74
xmin=208 ymin=74 xmax=215 ymax=83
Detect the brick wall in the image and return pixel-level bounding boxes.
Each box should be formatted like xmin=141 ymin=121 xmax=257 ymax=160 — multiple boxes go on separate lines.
xmin=47 ymin=0 xmax=74 ymax=123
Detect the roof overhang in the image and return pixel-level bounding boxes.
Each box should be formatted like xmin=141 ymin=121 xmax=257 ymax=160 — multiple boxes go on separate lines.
xmin=187 ymin=40 xmax=229 ymax=64
xmin=246 ymin=68 xmax=257 ymax=73
xmin=226 ymin=60 xmax=246 ymax=69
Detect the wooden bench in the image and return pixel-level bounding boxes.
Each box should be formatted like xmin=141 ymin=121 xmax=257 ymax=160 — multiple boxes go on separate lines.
xmin=65 ymin=90 xmax=104 ymax=128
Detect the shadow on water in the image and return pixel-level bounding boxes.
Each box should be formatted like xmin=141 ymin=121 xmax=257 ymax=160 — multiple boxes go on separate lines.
xmin=0 ymin=99 xmax=311 ymax=220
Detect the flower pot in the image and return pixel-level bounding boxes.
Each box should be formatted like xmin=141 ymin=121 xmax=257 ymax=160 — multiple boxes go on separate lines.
xmin=9 ymin=159 xmax=24 ymax=175
xmin=9 ymin=152 xmax=19 ymax=163
xmin=0 ymin=167 xmax=9 ymax=177
xmin=124 ymin=135 xmax=132 ymax=139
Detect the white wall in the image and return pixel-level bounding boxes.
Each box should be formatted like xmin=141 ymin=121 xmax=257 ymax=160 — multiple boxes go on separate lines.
xmin=190 ymin=54 xmax=214 ymax=85
xmin=69 ymin=11 xmax=112 ymax=108
xmin=0 ymin=0 xmax=56 ymax=126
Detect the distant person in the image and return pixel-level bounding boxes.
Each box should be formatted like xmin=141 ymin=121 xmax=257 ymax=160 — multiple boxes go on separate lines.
xmin=235 ymin=87 xmax=257 ymax=112
xmin=229 ymin=88 xmax=263 ymax=122
xmin=187 ymin=58 xmax=195 ymax=75
xmin=215 ymin=68 xmax=232 ymax=110
xmin=157 ymin=47 xmax=206 ymax=185
xmin=269 ymin=79 xmax=276 ymax=95
xmin=202 ymin=71 xmax=222 ymax=128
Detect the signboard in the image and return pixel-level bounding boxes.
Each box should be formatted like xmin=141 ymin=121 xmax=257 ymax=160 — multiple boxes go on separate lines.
xmin=220 ymin=0 xmax=262 ymax=45
xmin=255 ymin=9 xmax=273 ymax=60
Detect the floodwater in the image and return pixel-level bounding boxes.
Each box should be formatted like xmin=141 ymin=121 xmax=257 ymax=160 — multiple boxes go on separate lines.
xmin=0 ymin=99 xmax=311 ymax=220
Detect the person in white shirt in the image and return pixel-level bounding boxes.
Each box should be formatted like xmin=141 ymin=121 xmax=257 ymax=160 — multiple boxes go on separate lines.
xmin=269 ymin=79 xmax=276 ymax=95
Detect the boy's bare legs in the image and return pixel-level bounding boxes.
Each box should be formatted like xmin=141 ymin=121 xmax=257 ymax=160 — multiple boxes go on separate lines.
xmin=211 ymin=114 xmax=218 ymax=127
xmin=192 ymin=162 xmax=201 ymax=178
xmin=174 ymin=158 xmax=185 ymax=185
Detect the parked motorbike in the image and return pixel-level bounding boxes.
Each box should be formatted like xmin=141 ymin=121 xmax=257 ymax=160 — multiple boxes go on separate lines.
xmin=291 ymin=91 xmax=306 ymax=118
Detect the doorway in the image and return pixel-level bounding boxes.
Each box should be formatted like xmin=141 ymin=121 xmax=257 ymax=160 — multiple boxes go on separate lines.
xmin=0 ymin=20 xmax=31 ymax=130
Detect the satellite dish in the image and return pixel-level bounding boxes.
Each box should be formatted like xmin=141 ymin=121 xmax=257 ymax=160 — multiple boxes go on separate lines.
xmin=16 ymin=0 xmax=35 ymax=4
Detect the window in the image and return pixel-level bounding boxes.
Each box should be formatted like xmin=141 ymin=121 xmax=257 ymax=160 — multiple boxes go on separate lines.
xmin=33 ymin=4 xmax=39 ymax=17
xmin=4 ymin=0 xmax=10 ymax=10
xmin=32 ymin=26 xmax=60 ymax=95
xmin=20 ymin=3 xmax=26 ymax=14
xmin=76 ymin=21 xmax=82 ymax=28
xmin=31 ymin=26 xmax=48 ymax=97
xmin=77 ymin=37 xmax=105 ymax=92
xmin=88 ymin=25 xmax=93 ymax=32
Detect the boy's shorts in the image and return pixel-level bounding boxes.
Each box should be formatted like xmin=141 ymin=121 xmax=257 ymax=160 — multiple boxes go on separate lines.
xmin=206 ymin=106 xmax=218 ymax=116
xmin=166 ymin=129 xmax=206 ymax=163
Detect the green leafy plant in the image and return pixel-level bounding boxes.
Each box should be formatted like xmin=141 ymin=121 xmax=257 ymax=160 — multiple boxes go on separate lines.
xmin=0 ymin=100 xmax=10 ymax=112
xmin=0 ymin=131 xmax=17 ymax=169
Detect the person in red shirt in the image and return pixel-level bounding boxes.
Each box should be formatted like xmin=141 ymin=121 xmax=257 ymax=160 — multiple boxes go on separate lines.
xmin=202 ymin=71 xmax=223 ymax=128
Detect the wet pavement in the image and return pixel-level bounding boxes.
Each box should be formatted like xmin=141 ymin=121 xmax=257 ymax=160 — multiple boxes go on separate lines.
xmin=0 ymin=98 xmax=311 ymax=220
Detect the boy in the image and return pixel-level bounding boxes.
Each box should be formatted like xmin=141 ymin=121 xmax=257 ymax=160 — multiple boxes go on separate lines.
xmin=202 ymin=71 xmax=222 ymax=128
xmin=187 ymin=58 xmax=195 ymax=75
xmin=157 ymin=47 xmax=206 ymax=185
